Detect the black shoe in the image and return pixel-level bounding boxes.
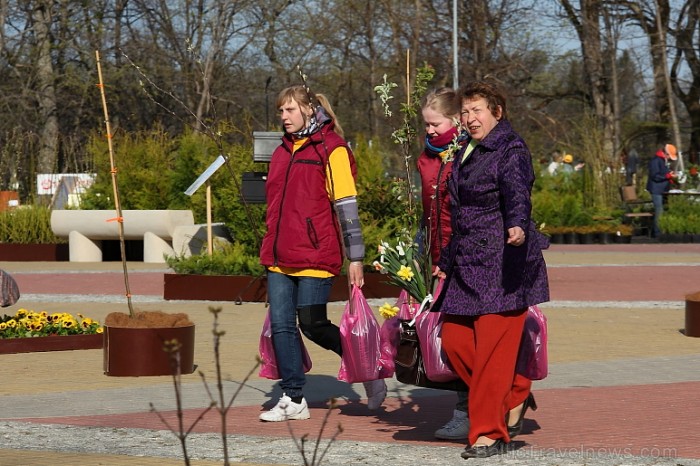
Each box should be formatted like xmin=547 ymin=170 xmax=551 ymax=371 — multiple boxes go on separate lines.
xmin=507 ymin=392 xmax=537 ymax=438
xmin=460 ymin=439 xmax=506 ymax=459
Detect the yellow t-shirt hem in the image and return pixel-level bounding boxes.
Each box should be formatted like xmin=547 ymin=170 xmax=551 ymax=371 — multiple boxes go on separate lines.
xmin=267 ymin=266 xmax=335 ymax=278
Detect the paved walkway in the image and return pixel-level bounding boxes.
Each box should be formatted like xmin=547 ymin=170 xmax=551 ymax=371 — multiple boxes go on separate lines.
xmin=1 ymin=244 xmax=700 ymax=465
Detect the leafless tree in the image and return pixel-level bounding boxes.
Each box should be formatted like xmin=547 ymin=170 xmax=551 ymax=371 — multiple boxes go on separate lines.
xmin=670 ymin=0 xmax=700 ymax=160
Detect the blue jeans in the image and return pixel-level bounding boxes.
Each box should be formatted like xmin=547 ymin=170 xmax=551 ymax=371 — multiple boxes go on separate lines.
xmin=651 ymin=193 xmax=664 ymax=238
xmin=266 ymin=271 xmax=333 ymax=398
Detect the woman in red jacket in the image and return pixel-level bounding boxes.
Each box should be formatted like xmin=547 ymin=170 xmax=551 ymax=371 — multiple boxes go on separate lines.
xmin=417 ymin=87 xmax=469 ymax=440
xmin=258 ymin=85 xmax=386 ymax=422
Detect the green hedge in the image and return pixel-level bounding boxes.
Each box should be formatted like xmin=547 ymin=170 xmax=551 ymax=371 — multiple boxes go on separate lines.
xmin=659 ymin=196 xmax=700 ymax=234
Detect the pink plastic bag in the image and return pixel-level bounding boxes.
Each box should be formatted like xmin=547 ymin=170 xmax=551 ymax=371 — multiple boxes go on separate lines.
xmin=258 ymin=311 xmax=312 ymax=380
xmin=414 ymin=278 xmax=459 ymax=382
xmin=377 ymin=316 xmax=400 ymax=378
xmin=338 ymin=285 xmax=382 ymax=383
xmin=415 ymin=311 xmax=460 ymax=382
xmin=396 ymin=289 xmax=420 ymax=320
xmin=516 ymin=305 xmax=548 ymax=380
xmin=376 ymin=289 xmax=422 ymax=378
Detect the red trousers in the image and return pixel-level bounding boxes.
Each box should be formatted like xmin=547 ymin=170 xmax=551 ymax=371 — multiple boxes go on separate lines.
xmin=442 ymin=309 xmax=531 ymax=445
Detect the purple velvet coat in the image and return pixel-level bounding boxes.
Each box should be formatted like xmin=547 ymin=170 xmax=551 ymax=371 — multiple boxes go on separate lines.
xmin=434 ymin=120 xmax=550 ymax=316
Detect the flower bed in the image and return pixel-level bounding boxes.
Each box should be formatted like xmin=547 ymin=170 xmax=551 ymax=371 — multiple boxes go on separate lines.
xmin=0 ymin=309 xmax=103 ymax=354
xmin=0 ymin=334 xmax=102 ymax=354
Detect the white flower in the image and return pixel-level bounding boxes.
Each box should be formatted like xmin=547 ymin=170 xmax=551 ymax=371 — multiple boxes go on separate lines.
xmin=396 ymin=244 xmax=405 ymax=256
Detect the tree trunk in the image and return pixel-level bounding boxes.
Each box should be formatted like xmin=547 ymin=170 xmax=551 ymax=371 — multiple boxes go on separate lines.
xmin=560 ymin=0 xmax=617 ymax=209
xmin=669 ymin=0 xmax=700 ymax=162
xmin=32 ymin=1 xmax=59 ymax=175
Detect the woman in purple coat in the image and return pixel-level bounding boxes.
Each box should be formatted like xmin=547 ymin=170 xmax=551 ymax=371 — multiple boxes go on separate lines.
xmin=433 ymin=81 xmax=549 ymax=459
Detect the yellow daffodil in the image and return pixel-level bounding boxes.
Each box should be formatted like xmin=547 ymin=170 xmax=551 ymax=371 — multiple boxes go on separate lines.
xmin=397 ymin=265 xmax=414 ymax=281
xmin=378 ymin=302 xmax=400 ymax=319
xmin=375 ymin=236 xmax=429 ymax=303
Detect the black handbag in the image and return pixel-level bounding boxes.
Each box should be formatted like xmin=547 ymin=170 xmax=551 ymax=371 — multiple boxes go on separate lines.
xmin=0 ymin=269 xmax=20 ymax=308
xmin=394 ymin=319 xmax=468 ymax=391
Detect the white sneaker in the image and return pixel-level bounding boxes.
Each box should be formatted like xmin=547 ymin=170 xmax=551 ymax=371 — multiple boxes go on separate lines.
xmin=362 ymin=379 xmax=387 ymax=410
xmin=434 ymin=409 xmax=469 ymax=440
xmin=259 ymin=394 xmax=310 ymax=422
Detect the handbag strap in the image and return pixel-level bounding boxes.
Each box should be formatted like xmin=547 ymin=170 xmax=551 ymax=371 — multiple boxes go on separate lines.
xmin=406 ymin=293 xmax=434 ymax=327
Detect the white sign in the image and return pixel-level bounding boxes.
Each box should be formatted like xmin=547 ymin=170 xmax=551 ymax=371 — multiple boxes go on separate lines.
xmin=37 ymin=173 xmax=95 ymax=196
xmin=184 ymin=155 xmax=226 ymax=196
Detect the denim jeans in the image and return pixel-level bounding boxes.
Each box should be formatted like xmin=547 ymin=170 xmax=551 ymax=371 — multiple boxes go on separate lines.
xmin=266 ymin=271 xmax=333 ymax=398
xmin=651 ymin=193 xmax=664 ymax=238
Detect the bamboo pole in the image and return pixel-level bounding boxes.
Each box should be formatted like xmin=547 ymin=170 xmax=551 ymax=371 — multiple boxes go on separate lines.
xmin=95 ymin=50 xmax=135 ymax=317
xmin=206 ymin=182 xmax=213 ymax=255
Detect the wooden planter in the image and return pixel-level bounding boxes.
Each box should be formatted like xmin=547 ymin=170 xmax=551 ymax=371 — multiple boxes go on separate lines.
xmin=685 ymin=292 xmax=700 ymax=338
xmin=103 ymin=324 xmax=196 ymax=376
xmin=163 ymin=274 xmax=267 ymax=302
xmin=163 ymin=273 xmax=400 ymax=302
xmin=0 ymin=333 xmax=102 ymax=355
xmin=0 ymin=243 xmax=69 ymax=261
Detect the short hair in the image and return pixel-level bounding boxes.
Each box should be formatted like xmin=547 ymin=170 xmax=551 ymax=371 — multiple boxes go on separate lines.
xmin=421 ymin=87 xmax=460 ymax=119
xmin=459 ymin=81 xmax=508 ymax=121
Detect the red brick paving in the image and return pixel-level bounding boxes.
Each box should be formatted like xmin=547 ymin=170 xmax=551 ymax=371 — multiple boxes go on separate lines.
xmin=6 ymin=244 xmax=700 ymax=462
xmin=548 ymin=266 xmax=700 ymax=301
xmin=13 ymin=272 xmax=162 ymax=296
xmin=12 ymin=264 xmax=700 ymax=302
xmin=18 ymin=381 xmax=700 ymax=459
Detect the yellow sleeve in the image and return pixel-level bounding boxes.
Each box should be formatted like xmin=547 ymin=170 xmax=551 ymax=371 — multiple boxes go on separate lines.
xmin=326 ymin=146 xmax=357 ymax=200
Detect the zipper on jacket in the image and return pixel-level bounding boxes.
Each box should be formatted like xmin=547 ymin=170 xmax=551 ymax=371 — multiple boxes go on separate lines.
xmin=306 ymin=218 xmax=320 ymax=249
xmin=272 ymin=149 xmax=297 ymax=265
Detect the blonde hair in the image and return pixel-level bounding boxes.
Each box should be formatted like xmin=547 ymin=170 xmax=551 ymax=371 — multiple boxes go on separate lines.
xmin=276 ymin=85 xmax=344 ymax=137
xmin=422 ymin=87 xmax=460 ymax=120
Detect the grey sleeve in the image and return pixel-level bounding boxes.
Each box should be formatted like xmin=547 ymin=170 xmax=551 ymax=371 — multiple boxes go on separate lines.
xmin=334 ymin=196 xmax=365 ymax=262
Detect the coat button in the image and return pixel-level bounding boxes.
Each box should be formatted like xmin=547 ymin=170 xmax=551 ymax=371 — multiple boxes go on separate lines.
xmin=479 ymin=238 xmax=487 ymax=246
